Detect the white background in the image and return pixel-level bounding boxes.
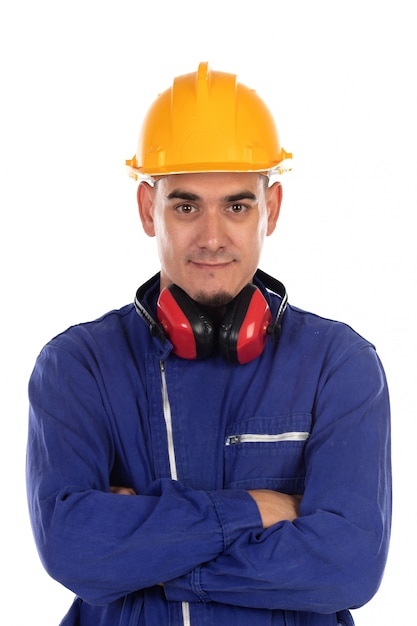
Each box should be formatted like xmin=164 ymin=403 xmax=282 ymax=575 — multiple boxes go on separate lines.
xmin=1 ymin=1 xmax=416 ymax=624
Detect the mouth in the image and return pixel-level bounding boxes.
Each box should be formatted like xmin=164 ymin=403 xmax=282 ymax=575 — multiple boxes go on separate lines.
xmin=190 ymin=260 xmax=235 ymax=270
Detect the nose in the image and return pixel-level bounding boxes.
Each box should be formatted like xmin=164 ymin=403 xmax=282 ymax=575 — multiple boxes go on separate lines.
xmin=197 ymin=209 xmax=227 ymax=251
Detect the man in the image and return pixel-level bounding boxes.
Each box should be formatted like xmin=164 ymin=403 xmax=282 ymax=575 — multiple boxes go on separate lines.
xmin=26 ymin=63 xmax=391 ymax=626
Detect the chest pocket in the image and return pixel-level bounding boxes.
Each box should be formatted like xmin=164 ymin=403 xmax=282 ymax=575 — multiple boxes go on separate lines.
xmin=223 ymin=413 xmax=311 ymax=494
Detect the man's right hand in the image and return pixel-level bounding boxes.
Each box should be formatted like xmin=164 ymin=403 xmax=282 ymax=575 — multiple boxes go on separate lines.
xmin=247 ymin=490 xmax=302 ymax=528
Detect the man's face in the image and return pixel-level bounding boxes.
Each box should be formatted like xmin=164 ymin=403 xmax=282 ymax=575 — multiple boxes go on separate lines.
xmin=137 ymin=172 xmax=282 ymax=305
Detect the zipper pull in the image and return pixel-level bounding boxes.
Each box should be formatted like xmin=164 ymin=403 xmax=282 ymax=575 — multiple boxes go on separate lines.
xmin=226 ymin=435 xmax=241 ymax=445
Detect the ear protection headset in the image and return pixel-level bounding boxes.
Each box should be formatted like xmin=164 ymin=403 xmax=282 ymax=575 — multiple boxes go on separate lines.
xmin=134 ymin=269 xmax=287 ymax=365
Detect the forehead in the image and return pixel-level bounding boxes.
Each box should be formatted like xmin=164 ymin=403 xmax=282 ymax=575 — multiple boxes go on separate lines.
xmin=154 ymin=172 xmax=266 ymax=198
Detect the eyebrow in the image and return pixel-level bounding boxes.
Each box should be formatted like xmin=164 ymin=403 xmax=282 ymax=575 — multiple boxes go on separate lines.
xmin=166 ymin=189 xmax=258 ymax=202
xmin=167 ymin=190 xmax=201 ymax=202
xmin=224 ymin=191 xmax=257 ymax=202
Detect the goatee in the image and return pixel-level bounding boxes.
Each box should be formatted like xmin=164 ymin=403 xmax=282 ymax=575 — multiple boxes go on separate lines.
xmin=193 ymin=291 xmax=234 ymax=308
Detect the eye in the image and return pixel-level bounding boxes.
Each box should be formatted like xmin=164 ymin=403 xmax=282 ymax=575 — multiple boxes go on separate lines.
xmin=227 ymin=203 xmax=248 ymax=214
xmin=176 ymin=204 xmax=197 ymax=215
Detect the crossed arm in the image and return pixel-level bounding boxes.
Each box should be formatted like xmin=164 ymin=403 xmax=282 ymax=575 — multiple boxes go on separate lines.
xmin=111 ymin=486 xmax=301 ymax=528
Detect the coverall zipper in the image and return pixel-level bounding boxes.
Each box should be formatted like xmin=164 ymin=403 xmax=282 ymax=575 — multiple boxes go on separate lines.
xmin=160 ymin=361 xmax=191 ymax=626
xmin=225 ymin=432 xmax=310 ymax=445
xmin=160 ymin=360 xmax=177 ymax=480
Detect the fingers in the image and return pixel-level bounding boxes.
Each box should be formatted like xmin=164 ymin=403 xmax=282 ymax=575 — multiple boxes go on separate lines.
xmin=109 ymin=486 xmax=137 ymax=496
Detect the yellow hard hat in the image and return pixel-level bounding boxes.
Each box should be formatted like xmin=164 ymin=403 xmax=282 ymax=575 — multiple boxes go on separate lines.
xmin=126 ymin=62 xmax=291 ymax=180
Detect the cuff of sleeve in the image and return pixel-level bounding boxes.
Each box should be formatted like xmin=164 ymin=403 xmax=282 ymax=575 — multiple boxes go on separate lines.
xmin=164 ymin=490 xmax=261 ymax=604
xmin=206 ymin=489 xmax=262 ymax=551
xmin=165 ymin=567 xmax=210 ymax=603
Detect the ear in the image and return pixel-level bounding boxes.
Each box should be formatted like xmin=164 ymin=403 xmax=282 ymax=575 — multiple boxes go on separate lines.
xmin=137 ymin=182 xmax=156 ymax=237
xmin=266 ymin=181 xmax=282 ymax=236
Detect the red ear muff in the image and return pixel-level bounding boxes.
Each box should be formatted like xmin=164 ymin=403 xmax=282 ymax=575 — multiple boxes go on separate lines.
xmin=157 ymin=284 xmax=272 ymax=363
xmin=157 ymin=285 xmax=215 ymax=359
xmin=135 ymin=270 xmax=287 ymax=364
xmin=219 ymin=285 xmax=272 ymax=364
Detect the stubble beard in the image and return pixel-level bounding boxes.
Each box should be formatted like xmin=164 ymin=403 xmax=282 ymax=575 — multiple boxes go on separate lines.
xmin=193 ymin=290 xmax=234 ymax=308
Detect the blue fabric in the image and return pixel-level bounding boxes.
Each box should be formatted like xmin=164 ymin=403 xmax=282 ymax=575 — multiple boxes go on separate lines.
xmin=26 ymin=276 xmax=391 ymax=625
